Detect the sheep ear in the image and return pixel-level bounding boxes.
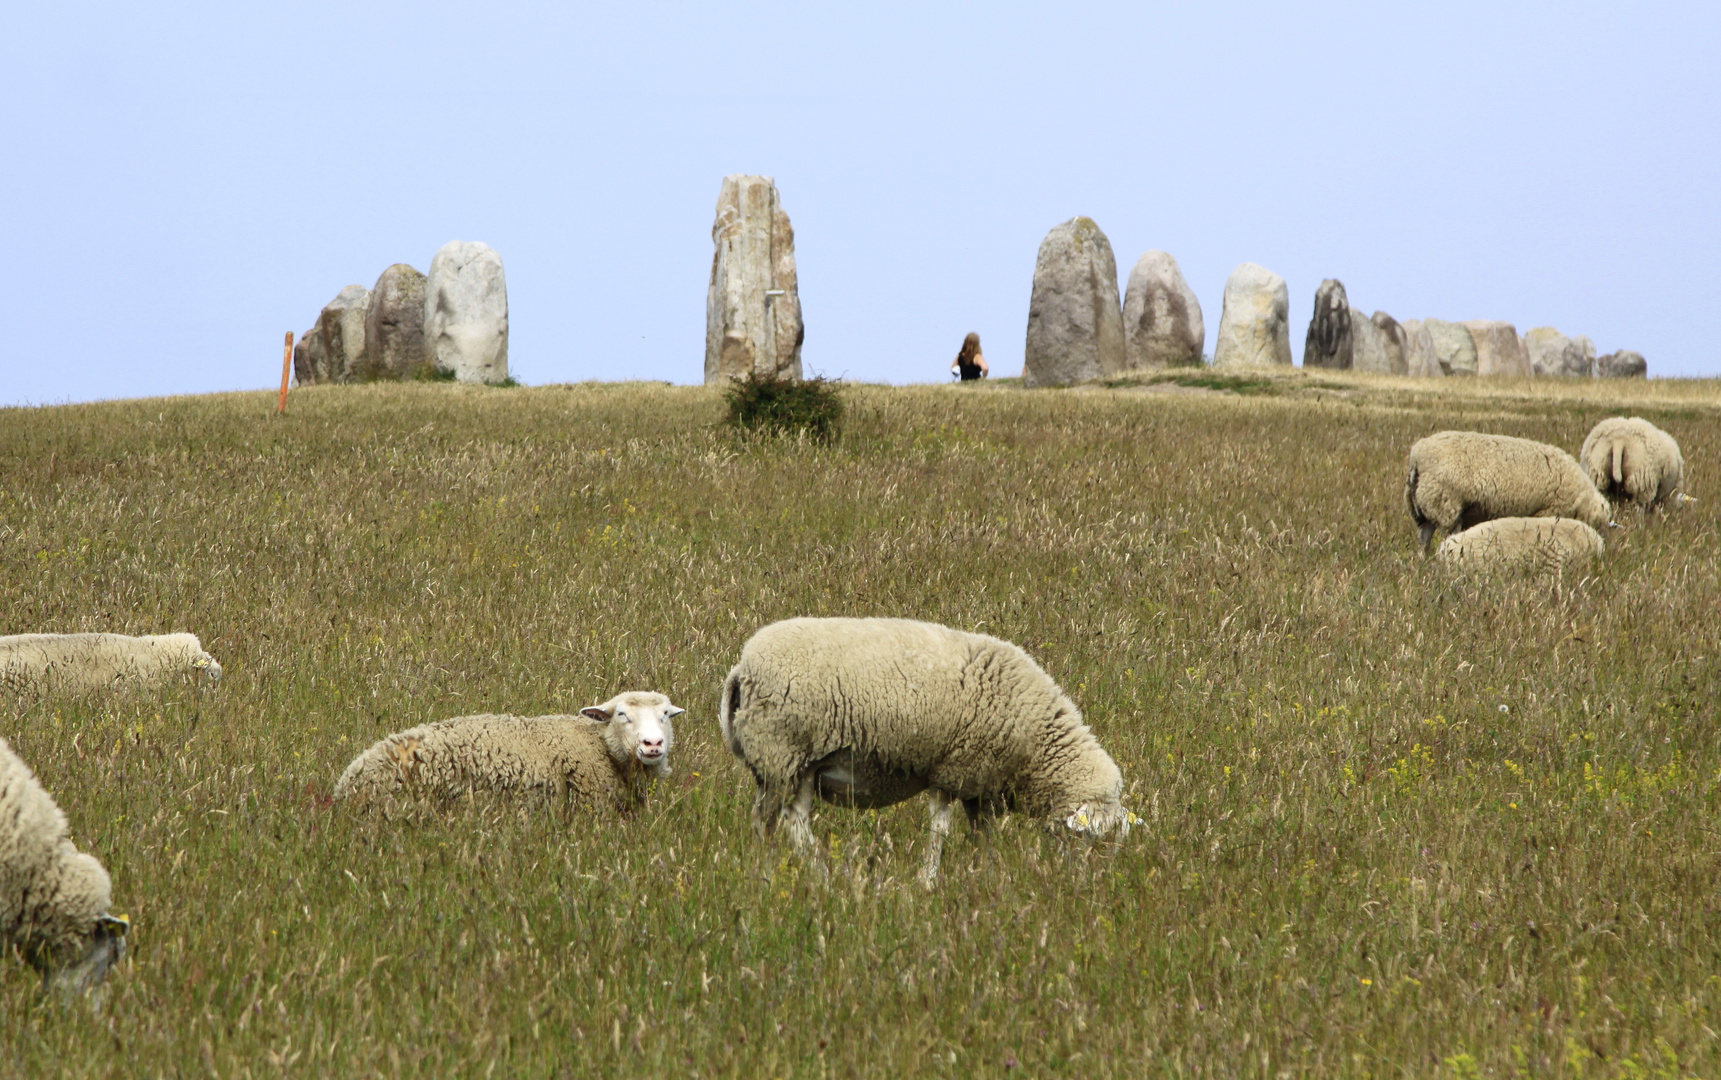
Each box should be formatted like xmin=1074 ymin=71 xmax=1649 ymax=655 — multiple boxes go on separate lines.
xmin=664 ymin=706 xmax=685 ymax=718
xmin=96 ymin=913 xmax=129 ymax=937
xmin=580 ymin=707 xmax=612 ymax=723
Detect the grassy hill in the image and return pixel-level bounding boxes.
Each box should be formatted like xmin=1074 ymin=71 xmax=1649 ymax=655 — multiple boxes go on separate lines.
xmin=3 ymin=372 xmax=1719 ymax=1077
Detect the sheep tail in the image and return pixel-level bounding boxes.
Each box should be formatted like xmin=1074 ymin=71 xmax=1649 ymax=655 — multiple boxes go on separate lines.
xmin=718 ymin=665 xmax=744 ymax=756
xmin=1611 ymin=438 xmax=1625 ymax=485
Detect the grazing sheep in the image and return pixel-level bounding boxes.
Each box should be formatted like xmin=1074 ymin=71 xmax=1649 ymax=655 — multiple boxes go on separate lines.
xmin=0 ymin=633 xmax=221 ymax=695
xmin=1434 ymin=517 xmax=1604 ymax=575
xmin=1405 ymin=431 xmax=1612 ymax=554
xmin=1580 ymin=417 xmax=1686 ymax=512
xmin=0 ymin=736 xmax=128 ymax=997
xmin=720 ymin=617 xmax=1133 ymax=885
xmin=333 ymin=692 xmax=681 ymax=811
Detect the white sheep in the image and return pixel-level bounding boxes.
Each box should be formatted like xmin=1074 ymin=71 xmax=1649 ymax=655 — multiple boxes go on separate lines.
xmin=719 ymin=617 xmax=1133 ymax=885
xmin=1434 ymin=517 xmax=1604 ymax=575
xmin=0 ymin=633 xmax=221 ymax=695
xmin=1405 ymin=431 xmax=1612 ymax=554
xmin=333 ymin=691 xmax=680 ymax=811
xmin=1579 ymin=417 xmax=1686 ymax=512
xmin=0 ymin=736 xmax=128 ymax=997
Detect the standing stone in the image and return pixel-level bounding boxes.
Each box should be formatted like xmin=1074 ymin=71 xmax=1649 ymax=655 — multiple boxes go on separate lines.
xmin=425 ymin=241 xmax=509 ymax=384
xmin=359 ymin=264 xmax=430 ymax=381
xmin=1349 ymin=307 xmax=1404 ymax=374
xmin=1302 ymin=279 xmax=1352 ymax=370
xmin=295 ymin=285 xmax=370 ymax=384
xmin=1573 ymin=335 xmax=1597 ymax=375
xmin=704 ymin=175 xmax=803 ymax=383
xmin=1424 ymin=319 xmax=1477 ymax=376
xmin=1524 ymin=327 xmax=1588 ymax=377
xmin=1213 ymin=263 xmax=1292 ymax=368
xmin=1401 ymin=320 xmax=1444 ymax=378
xmin=1462 ymin=320 xmax=1531 ymax=377
xmin=1372 ymin=311 xmax=1409 ymax=375
xmin=1023 ymin=217 xmax=1125 ymax=387
xmin=292 ymin=329 xmax=318 ymax=385
xmin=1121 ymin=250 xmax=1203 ymax=369
xmin=1596 ymin=350 xmax=1648 ymax=378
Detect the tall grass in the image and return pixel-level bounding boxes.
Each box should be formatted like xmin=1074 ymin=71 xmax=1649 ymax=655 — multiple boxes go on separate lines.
xmin=1 ymin=373 xmax=1718 ymax=1077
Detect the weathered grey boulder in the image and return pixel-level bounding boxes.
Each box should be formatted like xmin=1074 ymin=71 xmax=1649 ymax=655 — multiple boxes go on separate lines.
xmin=1213 ymin=263 xmax=1292 ymax=368
xmin=358 ymin=264 xmax=430 ymax=380
xmin=1525 ymin=326 xmax=1589 ymax=377
xmin=1372 ymin=311 xmax=1409 ymax=375
xmin=1122 ymin=251 xmax=1204 ymax=369
xmin=704 ymin=175 xmax=802 ymax=383
xmin=1023 ymin=217 xmax=1125 ymax=386
xmin=1596 ymin=350 xmax=1648 ymax=378
xmin=1401 ymin=320 xmax=1444 ymax=378
xmin=1121 ymin=250 xmax=1203 ymax=369
xmin=294 ymin=285 xmax=370 ymax=384
xmin=1462 ymin=320 xmax=1530 ymax=377
xmin=1302 ymin=279 xmax=1352 ymax=370
xmin=1573 ymin=335 xmax=1597 ymax=375
xmin=1350 ymin=308 xmax=1408 ymax=375
xmin=425 ymin=241 xmax=509 ymax=384
xmin=1424 ymin=319 xmax=1477 ymax=376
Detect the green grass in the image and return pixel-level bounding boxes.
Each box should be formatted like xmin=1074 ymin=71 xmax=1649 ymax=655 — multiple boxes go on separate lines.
xmin=2 ymin=374 xmax=1720 ymax=1077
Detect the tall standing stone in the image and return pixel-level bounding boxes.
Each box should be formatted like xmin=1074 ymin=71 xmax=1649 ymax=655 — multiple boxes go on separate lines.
xmin=425 ymin=241 xmax=509 ymax=384
xmin=359 ymin=264 xmax=430 ymax=380
xmin=1401 ymin=320 xmax=1444 ymax=378
xmin=1302 ymin=279 xmax=1352 ymax=370
xmin=1572 ymin=335 xmax=1597 ymax=375
xmin=1023 ymin=217 xmax=1125 ymax=387
xmin=1213 ymin=263 xmax=1292 ymax=368
xmin=1596 ymin=350 xmax=1648 ymax=378
xmin=1525 ymin=326 xmax=1588 ymax=377
xmin=294 ymin=285 xmax=370 ymax=384
xmin=1462 ymin=320 xmax=1530 ymax=377
xmin=1121 ymin=250 xmax=1203 ymax=369
xmin=704 ymin=175 xmax=803 ymax=383
xmin=1424 ymin=319 xmax=1477 ymax=376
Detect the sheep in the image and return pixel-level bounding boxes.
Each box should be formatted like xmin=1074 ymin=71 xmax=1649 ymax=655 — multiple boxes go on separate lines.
xmin=719 ymin=617 xmax=1133 ymax=885
xmin=0 ymin=736 xmax=128 ymax=997
xmin=0 ymin=632 xmax=222 ymax=695
xmin=333 ymin=691 xmax=681 ymax=812
xmin=1405 ymin=431 xmax=1612 ymax=554
xmin=1434 ymin=517 xmax=1604 ymax=575
xmin=1579 ymin=417 xmax=1686 ymax=512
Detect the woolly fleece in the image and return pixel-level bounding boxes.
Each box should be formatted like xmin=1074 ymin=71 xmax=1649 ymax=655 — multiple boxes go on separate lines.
xmin=1434 ymin=517 xmax=1604 ymax=574
xmin=1405 ymin=431 xmax=1611 ymax=552
xmin=721 ymin=618 xmax=1131 ymax=874
xmin=0 ymin=736 xmax=125 ymax=993
xmin=0 ymin=632 xmax=221 ymax=695
xmin=333 ymin=692 xmax=678 ymax=811
xmin=1580 ymin=417 xmax=1685 ymax=511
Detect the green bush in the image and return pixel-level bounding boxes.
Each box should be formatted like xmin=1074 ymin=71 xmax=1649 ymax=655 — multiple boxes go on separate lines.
xmin=721 ymin=372 xmax=844 ymax=441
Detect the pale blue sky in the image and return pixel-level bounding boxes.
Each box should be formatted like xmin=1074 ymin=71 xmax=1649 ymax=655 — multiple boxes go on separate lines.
xmin=3 ymin=2 xmax=1716 ymax=404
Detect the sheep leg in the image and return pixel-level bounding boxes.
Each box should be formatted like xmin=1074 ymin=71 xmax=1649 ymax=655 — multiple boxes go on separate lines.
xmin=1417 ymin=521 xmax=1436 ymax=556
xmin=919 ymin=789 xmax=956 ymax=888
xmin=783 ymin=772 xmax=819 ymax=860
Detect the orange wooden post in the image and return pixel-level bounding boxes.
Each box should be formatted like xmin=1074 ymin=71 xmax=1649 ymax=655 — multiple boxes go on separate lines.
xmin=278 ymin=332 xmax=293 ymax=414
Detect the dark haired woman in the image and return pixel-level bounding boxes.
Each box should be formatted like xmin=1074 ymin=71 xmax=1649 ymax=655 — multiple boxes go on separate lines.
xmin=951 ymin=332 xmax=989 ymax=381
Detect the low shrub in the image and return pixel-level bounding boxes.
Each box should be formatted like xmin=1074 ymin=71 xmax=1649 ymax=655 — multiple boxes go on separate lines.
xmin=722 ymin=372 xmax=844 ymax=441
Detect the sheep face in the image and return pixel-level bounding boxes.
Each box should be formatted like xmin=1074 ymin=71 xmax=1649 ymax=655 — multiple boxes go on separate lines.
xmin=193 ymin=652 xmax=222 ymax=686
xmin=1064 ymin=799 xmax=1136 ymax=839
xmin=582 ymin=692 xmax=681 ymax=777
xmin=42 ymin=914 xmax=128 ymax=998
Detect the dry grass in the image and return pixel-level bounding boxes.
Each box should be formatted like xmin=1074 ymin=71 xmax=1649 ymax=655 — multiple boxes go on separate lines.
xmin=1 ymin=372 xmax=1718 ymax=1078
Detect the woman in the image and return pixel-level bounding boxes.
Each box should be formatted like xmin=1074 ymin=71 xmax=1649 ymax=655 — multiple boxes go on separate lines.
xmin=951 ymin=332 xmax=989 ymax=381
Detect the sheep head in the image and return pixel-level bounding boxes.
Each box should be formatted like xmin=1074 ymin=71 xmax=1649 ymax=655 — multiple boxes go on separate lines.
xmin=583 ymin=691 xmax=682 ymax=778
